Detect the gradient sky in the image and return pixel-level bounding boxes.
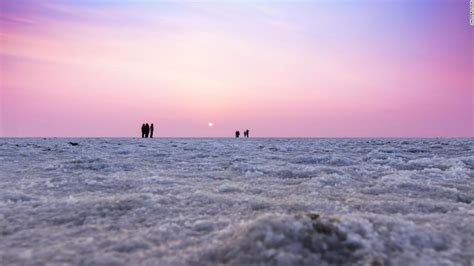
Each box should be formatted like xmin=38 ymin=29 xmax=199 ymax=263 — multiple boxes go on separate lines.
xmin=1 ymin=0 xmax=473 ymax=137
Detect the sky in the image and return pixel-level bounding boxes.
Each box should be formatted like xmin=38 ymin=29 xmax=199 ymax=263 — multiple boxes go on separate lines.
xmin=0 ymin=0 xmax=473 ymax=137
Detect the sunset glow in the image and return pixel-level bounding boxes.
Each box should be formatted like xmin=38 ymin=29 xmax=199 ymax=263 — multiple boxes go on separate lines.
xmin=1 ymin=0 xmax=472 ymax=137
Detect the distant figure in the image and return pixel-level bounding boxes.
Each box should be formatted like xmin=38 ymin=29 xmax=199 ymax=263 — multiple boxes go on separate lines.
xmin=150 ymin=124 xmax=154 ymax=138
xmin=145 ymin=123 xmax=150 ymax=138
xmin=141 ymin=123 xmax=146 ymax=138
xmin=244 ymin=129 xmax=249 ymax=138
xmin=235 ymin=130 xmax=240 ymax=138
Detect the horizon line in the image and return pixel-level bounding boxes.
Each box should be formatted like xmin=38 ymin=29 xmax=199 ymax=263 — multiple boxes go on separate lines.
xmin=1 ymin=136 xmax=473 ymax=139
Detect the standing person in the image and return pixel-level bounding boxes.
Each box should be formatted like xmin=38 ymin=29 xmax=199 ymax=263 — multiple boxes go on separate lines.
xmin=150 ymin=124 xmax=154 ymax=138
xmin=141 ymin=123 xmax=146 ymax=138
xmin=145 ymin=123 xmax=150 ymax=138
xmin=245 ymin=129 xmax=250 ymax=138
xmin=235 ymin=130 xmax=240 ymax=138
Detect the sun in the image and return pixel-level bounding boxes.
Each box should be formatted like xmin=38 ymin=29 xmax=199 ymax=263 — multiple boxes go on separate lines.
xmin=208 ymin=122 xmax=213 ymax=127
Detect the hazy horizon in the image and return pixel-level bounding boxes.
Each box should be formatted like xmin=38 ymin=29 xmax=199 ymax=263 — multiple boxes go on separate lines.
xmin=1 ymin=0 xmax=473 ymax=137
xmin=0 ymin=136 xmax=473 ymax=139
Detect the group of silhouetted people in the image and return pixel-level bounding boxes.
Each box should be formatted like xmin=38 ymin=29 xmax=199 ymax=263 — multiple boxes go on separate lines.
xmin=140 ymin=123 xmax=252 ymax=138
xmin=141 ymin=123 xmax=154 ymax=138
xmin=235 ymin=129 xmax=250 ymax=138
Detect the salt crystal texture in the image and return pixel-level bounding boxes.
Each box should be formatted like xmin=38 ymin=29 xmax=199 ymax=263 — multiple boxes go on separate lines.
xmin=0 ymin=138 xmax=472 ymax=265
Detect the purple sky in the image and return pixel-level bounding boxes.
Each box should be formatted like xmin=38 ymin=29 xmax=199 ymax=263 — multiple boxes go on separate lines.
xmin=1 ymin=0 xmax=473 ymax=137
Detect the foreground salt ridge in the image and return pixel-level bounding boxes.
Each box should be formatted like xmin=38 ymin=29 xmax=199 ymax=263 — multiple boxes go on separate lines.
xmin=0 ymin=138 xmax=472 ymax=265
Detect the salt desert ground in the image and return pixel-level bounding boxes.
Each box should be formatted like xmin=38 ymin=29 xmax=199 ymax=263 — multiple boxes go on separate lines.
xmin=0 ymin=138 xmax=473 ymax=265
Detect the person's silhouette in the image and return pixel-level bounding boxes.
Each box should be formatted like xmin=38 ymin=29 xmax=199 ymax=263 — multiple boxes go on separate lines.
xmin=235 ymin=130 xmax=240 ymax=138
xmin=141 ymin=123 xmax=146 ymax=138
xmin=150 ymin=124 xmax=154 ymax=138
xmin=145 ymin=123 xmax=150 ymax=138
xmin=245 ymin=129 xmax=249 ymax=138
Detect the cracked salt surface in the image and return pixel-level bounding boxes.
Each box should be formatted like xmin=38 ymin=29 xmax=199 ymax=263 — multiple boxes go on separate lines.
xmin=0 ymin=138 xmax=473 ymax=265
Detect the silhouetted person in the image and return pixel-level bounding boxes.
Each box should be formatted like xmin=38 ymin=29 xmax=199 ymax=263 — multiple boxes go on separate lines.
xmin=245 ymin=129 xmax=249 ymax=138
xmin=235 ymin=130 xmax=240 ymax=138
xmin=141 ymin=123 xmax=146 ymax=138
xmin=150 ymin=124 xmax=154 ymax=138
xmin=145 ymin=123 xmax=150 ymax=138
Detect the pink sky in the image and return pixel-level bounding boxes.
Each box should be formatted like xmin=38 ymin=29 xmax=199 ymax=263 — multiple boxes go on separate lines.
xmin=1 ymin=1 xmax=473 ymax=137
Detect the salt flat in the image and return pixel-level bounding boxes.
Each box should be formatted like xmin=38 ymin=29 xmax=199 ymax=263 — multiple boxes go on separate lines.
xmin=0 ymin=138 xmax=473 ymax=265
